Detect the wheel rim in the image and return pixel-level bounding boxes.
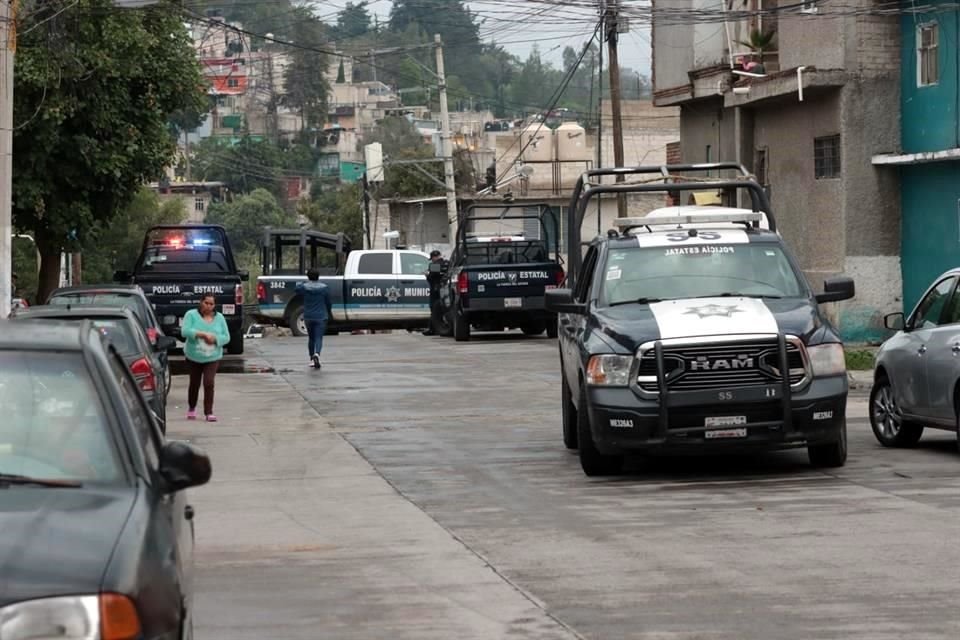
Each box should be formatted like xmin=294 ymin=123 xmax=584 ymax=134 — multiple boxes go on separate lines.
xmin=296 ymin=314 xmax=306 ymax=335
xmin=873 ymin=384 xmax=902 ymax=439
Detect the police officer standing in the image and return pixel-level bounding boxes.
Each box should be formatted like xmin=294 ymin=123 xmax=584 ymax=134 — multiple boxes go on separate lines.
xmin=423 ymin=250 xmax=448 ymax=336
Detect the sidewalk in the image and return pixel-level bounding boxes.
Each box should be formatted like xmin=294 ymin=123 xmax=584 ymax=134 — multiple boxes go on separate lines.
xmin=165 ymin=372 xmax=578 ymax=640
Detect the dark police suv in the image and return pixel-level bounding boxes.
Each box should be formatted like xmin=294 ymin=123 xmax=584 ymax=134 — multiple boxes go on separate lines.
xmin=547 ymin=163 xmax=856 ymax=476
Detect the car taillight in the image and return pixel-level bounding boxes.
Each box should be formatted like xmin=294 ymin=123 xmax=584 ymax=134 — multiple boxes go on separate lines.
xmin=555 ymin=269 xmax=565 ymax=286
xmin=146 ymin=327 xmax=158 ymax=345
xmin=458 ymin=272 xmax=469 ymax=294
xmin=131 ymin=358 xmax=156 ymax=392
xmin=257 ymin=282 xmax=266 ymax=302
xmin=235 ymin=283 xmax=244 ymax=305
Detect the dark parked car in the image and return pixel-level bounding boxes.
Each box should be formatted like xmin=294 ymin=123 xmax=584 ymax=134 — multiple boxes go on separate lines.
xmin=11 ymin=306 xmax=174 ymax=429
xmin=0 ymin=318 xmax=210 ymax=639
xmin=45 ymin=284 xmax=172 ymax=397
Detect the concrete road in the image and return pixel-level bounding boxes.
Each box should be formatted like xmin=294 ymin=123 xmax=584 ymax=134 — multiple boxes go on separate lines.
xmin=168 ymin=332 xmax=960 ymax=640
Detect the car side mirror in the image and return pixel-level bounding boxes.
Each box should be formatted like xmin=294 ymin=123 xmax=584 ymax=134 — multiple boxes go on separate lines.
xmin=884 ymin=311 xmax=905 ymax=331
xmin=159 ymin=440 xmax=212 ymax=493
xmin=155 ymin=335 xmax=177 ymax=351
xmin=238 ymin=270 xmax=250 ymax=282
xmin=545 ymin=288 xmax=586 ymax=315
xmin=113 ymin=270 xmax=131 ymax=283
xmin=815 ymin=277 xmax=855 ymax=304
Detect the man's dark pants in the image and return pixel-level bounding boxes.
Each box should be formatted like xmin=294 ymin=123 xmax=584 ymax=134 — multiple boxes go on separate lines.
xmin=306 ymin=317 xmax=327 ymax=358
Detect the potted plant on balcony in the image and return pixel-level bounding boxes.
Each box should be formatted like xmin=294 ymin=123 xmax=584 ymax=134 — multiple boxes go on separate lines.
xmin=738 ymin=28 xmax=777 ymax=73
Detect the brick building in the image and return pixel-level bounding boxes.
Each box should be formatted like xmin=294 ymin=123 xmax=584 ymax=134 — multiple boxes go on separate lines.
xmin=652 ymin=0 xmax=902 ymax=342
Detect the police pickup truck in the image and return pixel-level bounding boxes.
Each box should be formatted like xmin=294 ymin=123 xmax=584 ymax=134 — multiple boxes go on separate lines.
xmin=548 ymin=163 xmax=856 ymax=476
xmin=115 ymin=224 xmax=248 ymax=354
xmin=434 ymin=202 xmax=565 ymax=341
xmin=254 ymin=228 xmax=432 ymax=335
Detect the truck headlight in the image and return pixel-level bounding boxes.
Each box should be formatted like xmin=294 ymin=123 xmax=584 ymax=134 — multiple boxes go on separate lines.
xmin=586 ymin=355 xmax=634 ymax=386
xmin=807 ymin=343 xmax=846 ymax=377
xmin=0 ymin=593 xmax=141 ymax=640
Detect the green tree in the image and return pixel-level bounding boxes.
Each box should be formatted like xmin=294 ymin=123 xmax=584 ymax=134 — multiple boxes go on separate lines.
xmin=299 ymin=185 xmax=364 ymax=249
xmin=81 ymin=188 xmax=187 ymax=285
xmin=336 ymin=2 xmax=373 ymax=39
xmin=282 ymin=9 xmax=331 ymax=131
xmin=191 ymin=137 xmax=285 ymax=196
xmin=204 ymin=188 xmax=296 ymax=255
xmin=13 ymin=0 xmax=208 ymax=301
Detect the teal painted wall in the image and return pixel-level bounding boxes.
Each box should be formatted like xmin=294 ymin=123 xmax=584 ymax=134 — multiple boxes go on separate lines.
xmin=901 ymin=6 xmax=959 ymax=153
xmin=900 ymin=163 xmax=960 ymax=312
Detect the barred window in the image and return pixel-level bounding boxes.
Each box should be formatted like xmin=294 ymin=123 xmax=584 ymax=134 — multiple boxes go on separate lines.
xmin=814 ymin=135 xmax=841 ymax=179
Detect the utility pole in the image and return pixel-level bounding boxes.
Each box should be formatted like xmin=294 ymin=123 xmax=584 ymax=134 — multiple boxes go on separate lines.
xmin=604 ymin=0 xmax=627 ymax=218
xmin=434 ymin=34 xmax=458 ymax=242
xmin=0 ymin=0 xmax=16 ymax=319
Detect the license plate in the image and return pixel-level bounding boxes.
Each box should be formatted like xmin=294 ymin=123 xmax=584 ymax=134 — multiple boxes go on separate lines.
xmin=504 ymin=298 xmax=522 ymax=308
xmin=705 ymin=415 xmax=747 ymax=428
xmin=705 ymin=428 xmax=748 ymax=439
xmin=222 ymin=304 xmax=236 ymax=315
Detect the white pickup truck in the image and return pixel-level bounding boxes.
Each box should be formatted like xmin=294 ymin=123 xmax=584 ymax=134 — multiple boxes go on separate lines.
xmin=255 ymin=241 xmax=433 ymax=336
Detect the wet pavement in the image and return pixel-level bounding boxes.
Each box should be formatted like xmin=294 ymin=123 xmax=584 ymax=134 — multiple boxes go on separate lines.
xmin=168 ymin=332 xmax=960 ymax=640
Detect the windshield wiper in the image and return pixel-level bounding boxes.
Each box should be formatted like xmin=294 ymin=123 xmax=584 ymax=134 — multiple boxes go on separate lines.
xmin=0 ymin=473 xmax=82 ymax=488
xmin=689 ymin=292 xmax=784 ymax=300
xmin=609 ymin=297 xmax=665 ymax=307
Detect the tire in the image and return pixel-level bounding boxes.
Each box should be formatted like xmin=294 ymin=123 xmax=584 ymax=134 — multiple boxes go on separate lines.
xmin=522 ymin=322 xmax=545 ymax=336
xmin=809 ymin=419 xmax=847 ymax=468
xmin=869 ymin=375 xmax=923 ymax=447
xmin=577 ymin=384 xmax=623 ymax=476
xmin=453 ymin=306 xmax=471 ymax=342
xmin=546 ymin=320 xmax=558 ymax=339
xmin=226 ymin=329 xmax=244 ymax=355
xmin=561 ymin=375 xmax=578 ymax=450
xmin=289 ymin=304 xmax=307 ymax=337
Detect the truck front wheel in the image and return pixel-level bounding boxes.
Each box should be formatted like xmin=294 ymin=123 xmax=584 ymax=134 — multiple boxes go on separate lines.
xmin=808 ymin=420 xmax=847 ymax=468
xmin=577 ymin=385 xmax=623 ymax=476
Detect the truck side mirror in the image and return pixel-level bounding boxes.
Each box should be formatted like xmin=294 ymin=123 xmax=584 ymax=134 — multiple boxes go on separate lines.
xmin=815 ymin=277 xmax=855 ymax=304
xmin=545 ymin=289 xmax=586 ymax=315
xmin=238 ymin=270 xmax=250 ymax=282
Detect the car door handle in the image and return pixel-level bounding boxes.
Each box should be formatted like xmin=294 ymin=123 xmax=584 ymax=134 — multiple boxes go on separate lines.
xmin=185 ymin=505 xmax=195 ymax=521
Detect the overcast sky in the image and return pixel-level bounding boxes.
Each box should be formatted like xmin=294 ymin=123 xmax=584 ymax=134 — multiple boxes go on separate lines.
xmin=316 ymin=1 xmax=652 ymax=76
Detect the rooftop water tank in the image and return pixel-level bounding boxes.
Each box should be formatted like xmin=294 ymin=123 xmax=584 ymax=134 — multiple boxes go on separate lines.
xmin=555 ymin=122 xmax=589 ymax=161
xmin=521 ymin=123 xmax=554 ymax=163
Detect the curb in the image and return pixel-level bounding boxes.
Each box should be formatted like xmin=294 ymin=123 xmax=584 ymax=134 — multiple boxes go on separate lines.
xmin=847 ymin=369 xmax=873 ymax=393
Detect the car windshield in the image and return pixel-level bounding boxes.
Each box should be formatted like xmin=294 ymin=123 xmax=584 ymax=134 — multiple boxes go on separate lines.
xmin=0 ymin=351 xmax=122 ymax=484
xmin=48 ymin=293 xmax=150 ymax=325
xmin=600 ymin=242 xmax=806 ymax=306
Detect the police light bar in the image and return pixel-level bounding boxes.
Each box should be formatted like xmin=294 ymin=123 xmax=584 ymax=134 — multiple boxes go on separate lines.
xmin=614 ymin=213 xmax=765 ymax=228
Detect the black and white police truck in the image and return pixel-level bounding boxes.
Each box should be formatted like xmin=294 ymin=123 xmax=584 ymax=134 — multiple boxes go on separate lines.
xmin=547 ymin=163 xmax=856 ymax=476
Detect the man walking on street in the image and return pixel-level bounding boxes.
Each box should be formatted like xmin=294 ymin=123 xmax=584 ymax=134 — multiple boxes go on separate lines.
xmin=296 ymin=269 xmax=333 ymax=369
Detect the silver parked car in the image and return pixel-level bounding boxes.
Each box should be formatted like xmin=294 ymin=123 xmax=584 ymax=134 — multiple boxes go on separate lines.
xmin=870 ymin=269 xmax=960 ymax=449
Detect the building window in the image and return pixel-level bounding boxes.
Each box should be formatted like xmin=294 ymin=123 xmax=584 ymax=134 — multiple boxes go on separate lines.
xmin=194 ymin=198 xmax=205 ymax=212
xmin=755 ymin=147 xmax=768 ymax=185
xmin=227 ymin=77 xmax=240 ymax=88
xmin=814 ymin=135 xmax=841 ymax=179
xmin=917 ymin=23 xmax=939 ymax=86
